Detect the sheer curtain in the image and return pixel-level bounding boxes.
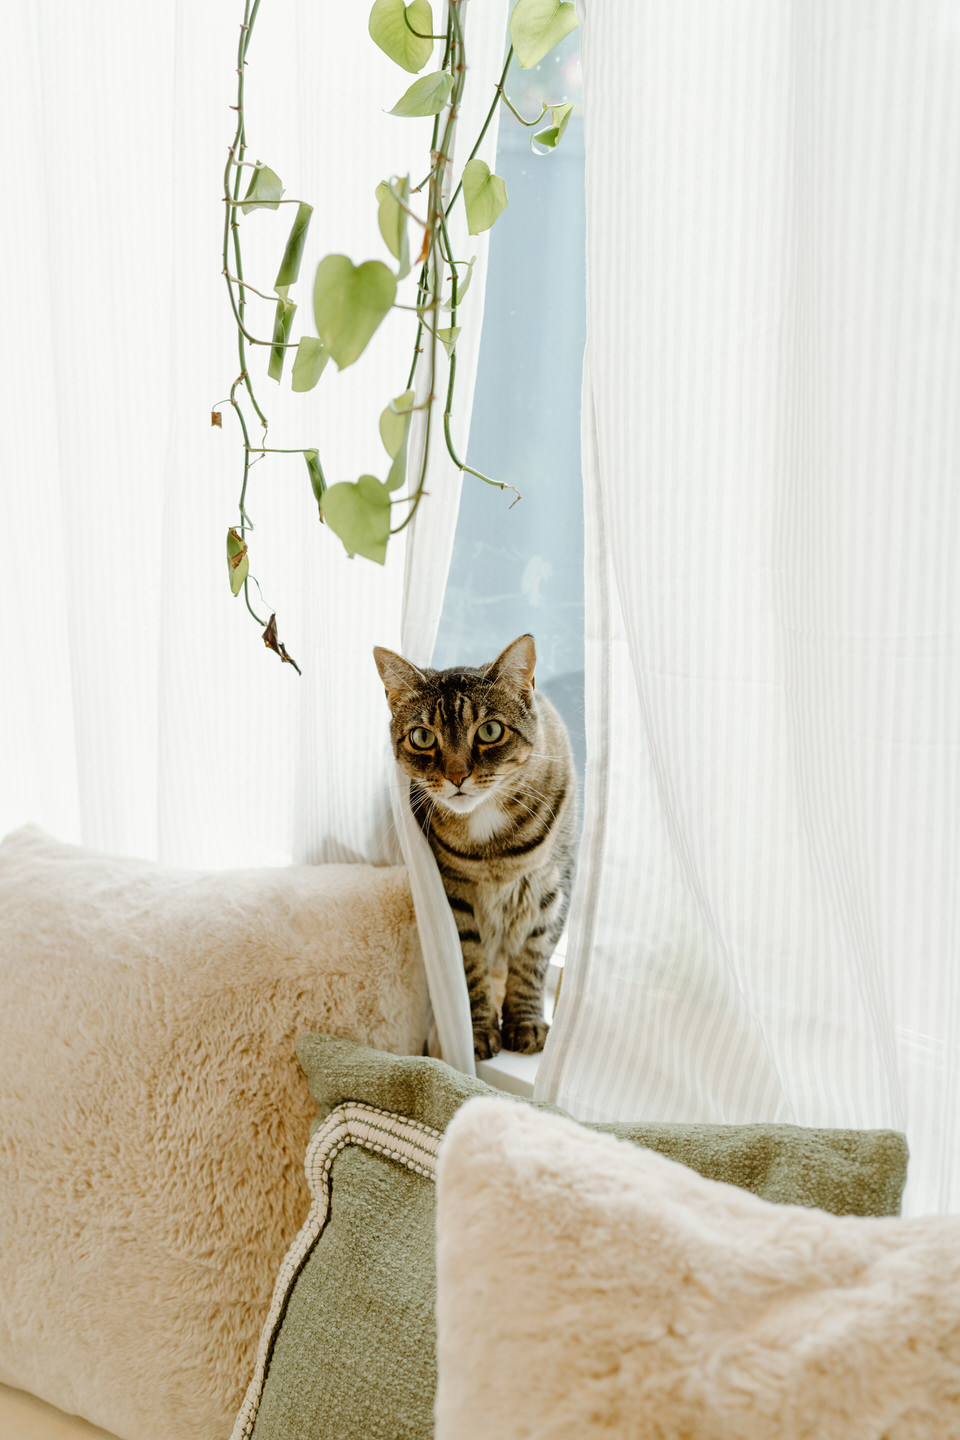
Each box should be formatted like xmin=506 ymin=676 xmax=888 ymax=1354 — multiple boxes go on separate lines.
xmin=2 ymin=0 xmax=502 ymax=1069
xmin=538 ymin=0 xmax=960 ymax=1216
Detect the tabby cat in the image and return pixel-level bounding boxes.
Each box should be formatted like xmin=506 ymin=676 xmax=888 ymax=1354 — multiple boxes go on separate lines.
xmin=373 ymin=634 xmax=577 ymax=1059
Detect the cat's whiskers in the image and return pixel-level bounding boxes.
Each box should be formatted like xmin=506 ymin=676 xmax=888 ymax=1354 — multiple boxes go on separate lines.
xmin=508 ymin=780 xmax=561 ymax=824
xmin=491 ymin=794 xmax=513 ymax=829
xmin=419 ymin=793 xmax=445 ymax=833
xmin=503 ymin=792 xmax=543 ymax=824
xmin=410 ymin=783 xmax=443 ymax=833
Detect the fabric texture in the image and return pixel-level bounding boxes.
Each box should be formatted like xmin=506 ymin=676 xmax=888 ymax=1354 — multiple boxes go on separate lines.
xmin=435 ymin=1098 xmax=960 ymax=1440
xmin=537 ymin=0 xmax=960 ymax=1217
xmin=232 ymin=1033 xmax=908 ymax=1440
xmin=0 ymin=826 xmax=429 ymax=1440
xmin=388 ymin=0 xmax=510 ymax=1077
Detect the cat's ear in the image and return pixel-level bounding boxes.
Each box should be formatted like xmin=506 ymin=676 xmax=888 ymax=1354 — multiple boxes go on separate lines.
xmin=373 ymin=646 xmax=426 ymax=710
xmin=486 ymin=634 xmax=536 ymax=697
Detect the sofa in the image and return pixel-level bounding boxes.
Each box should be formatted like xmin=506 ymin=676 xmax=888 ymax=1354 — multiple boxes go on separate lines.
xmin=2 ymin=826 xmax=958 ymax=1440
xmin=0 ymin=826 xmax=429 ymax=1440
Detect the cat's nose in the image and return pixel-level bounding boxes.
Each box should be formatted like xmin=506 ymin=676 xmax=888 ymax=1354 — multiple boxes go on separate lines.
xmin=445 ymin=763 xmax=470 ymax=787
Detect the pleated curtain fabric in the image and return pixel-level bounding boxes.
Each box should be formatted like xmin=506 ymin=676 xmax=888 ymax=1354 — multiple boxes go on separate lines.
xmin=537 ymin=0 xmax=960 ymax=1216
xmin=392 ymin=2 xmax=510 ymax=1077
xmin=1 ymin=0 xmax=502 ymax=1072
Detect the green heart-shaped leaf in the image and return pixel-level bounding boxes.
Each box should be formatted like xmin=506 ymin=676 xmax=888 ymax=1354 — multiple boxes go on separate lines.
xmin=532 ymin=101 xmax=574 ymax=152
xmin=379 ymin=388 xmax=416 ymax=459
xmin=226 ymin=528 xmax=249 ymax=595
xmin=437 ymin=325 xmax=460 ymax=357
xmin=321 ymin=475 xmax=392 ymax=564
xmin=440 ymin=254 xmax=476 ymax=310
xmin=313 ymin=255 xmax=397 ymax=369
xmin=390 ymin=70 xmax=453 ymax=117
xmin=369 ymin=0 xmax=435 ymax=73
xmin=378 ymin=389 xmax=417 ymax=492
xmin=291 ymin=336 xmax=328 ymax=392
xmin=274 ymin=202 xmax=314 ymax=292
xmin=240 ymin=163 xmax=284 ymax=213
xmin=268 ymin=298 xmax=297 ymax=382
xmin=509 ymin=0 xmax=578 ymax=68
xmin=461 ymin=159 xmax=508 ymax=236
xmin=376 ymin=176 xmax=411 ymax=279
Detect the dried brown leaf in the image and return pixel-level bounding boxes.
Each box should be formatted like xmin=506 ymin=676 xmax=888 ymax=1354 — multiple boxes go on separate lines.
xmin=279 ymin=643 xmax=302 ymax=676
xmin=262 ymin=613 xmax=280 ymax=655
xmin=262 ymin=614 xmax=302 ymax=675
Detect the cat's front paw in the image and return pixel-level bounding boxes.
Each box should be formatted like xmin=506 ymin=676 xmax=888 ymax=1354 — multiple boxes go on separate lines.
xmin=501 ymin=1017 xmax=550 ymax=1054
xmin=473 ymin=1020 xmax=502 ymax=1061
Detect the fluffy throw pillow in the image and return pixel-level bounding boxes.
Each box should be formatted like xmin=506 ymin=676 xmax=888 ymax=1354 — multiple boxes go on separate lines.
xmin=0 ymin=825 xmax=429 ymax=1440
xmin=231 ymin=1034 xmax=909 ymax=1440
xmin=435 ymin=1098 xmax=960 ymax=1440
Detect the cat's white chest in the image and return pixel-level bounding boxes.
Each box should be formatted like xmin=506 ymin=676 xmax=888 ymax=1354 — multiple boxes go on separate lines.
xmin=466 ymin=797 xmax=511 ymax=844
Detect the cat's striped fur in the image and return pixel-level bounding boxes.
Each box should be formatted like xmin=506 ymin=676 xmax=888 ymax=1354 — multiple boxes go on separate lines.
xmin=374 ymin=634 xmax=577 ymax=1059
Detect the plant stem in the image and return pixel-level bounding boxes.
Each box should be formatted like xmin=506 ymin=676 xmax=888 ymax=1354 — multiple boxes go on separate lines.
xmin=499 ymin=93 xmax=547 ymax=127
xmin=437 ymin=208 xmax=519 ymax=506
xmin=222 ymin=269 xmax=277 ymax=302
xmin=391 ymin=3 xmax=463 ymax=536
xmin=223 ymin=0 xmax=269 ymax=627
xmin=404 ymin=321 xmax=425 ymax=391
xmin=403 ymin=12 xmax=454 ymax=399
xmin=442 ymin=383 xmax=520 ymax=498
xmin=242 ymin=578 xmax=267 ymax=625
xmin=228 ymin=377 xmax=267 ymax=624
xmin=224 ymin=0 xmax=268 ymax=433
xmin=446 ymin=45 xmax=513 ymax=214
xmin=398 ymin=16 xmax=522 ymax=525
xmin=402 ymin=9 xmax=446 ymax=40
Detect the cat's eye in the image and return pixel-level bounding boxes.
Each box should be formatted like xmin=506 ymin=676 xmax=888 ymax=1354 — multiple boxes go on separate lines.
xmin=408 ymin=727 xmax=436 ymax=750
xmin=477 ymin=720 xmax=505 ymax=744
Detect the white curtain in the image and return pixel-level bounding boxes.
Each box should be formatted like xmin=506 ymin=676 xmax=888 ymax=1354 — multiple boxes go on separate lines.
xmin=538 ymin=0 xmax=960 ymax=1216
xmin=1 ymin=0 xmax=501 ymax=1070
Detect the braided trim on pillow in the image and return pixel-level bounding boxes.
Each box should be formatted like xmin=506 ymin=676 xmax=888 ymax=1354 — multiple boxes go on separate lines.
xmin=231 ymin=1101 xmax=442 ymax=1440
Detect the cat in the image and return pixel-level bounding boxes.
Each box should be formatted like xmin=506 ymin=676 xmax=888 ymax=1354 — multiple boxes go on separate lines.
xmin=373 ymin=633 xmax=577 ymax=1060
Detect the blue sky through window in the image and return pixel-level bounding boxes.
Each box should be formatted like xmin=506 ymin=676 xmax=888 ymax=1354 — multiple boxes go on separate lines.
xmin=434 ymin=32 xmax=586 ymax=782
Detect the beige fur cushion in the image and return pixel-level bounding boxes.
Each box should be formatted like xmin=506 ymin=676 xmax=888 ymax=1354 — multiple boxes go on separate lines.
xmin=0 ymin=825 xmax=429 ymax=1440
xmin=435 ymin=1098 xmax=960 ymax=1440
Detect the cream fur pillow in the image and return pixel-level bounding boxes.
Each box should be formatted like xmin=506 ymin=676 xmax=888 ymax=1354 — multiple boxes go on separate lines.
xmin=0 ymin=825 xmax=429 ymax=1440
xmin=435 ymin=1098 xmax=960 ymax=1440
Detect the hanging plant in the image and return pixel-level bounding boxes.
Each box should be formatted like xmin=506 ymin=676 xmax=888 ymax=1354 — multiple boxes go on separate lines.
xmin=213 ymin=0 xmax=579 ymax=668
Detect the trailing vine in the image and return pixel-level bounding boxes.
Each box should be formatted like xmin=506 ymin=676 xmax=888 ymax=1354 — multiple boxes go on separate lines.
xmin=215 ymin=0 xmax=578 ymax=669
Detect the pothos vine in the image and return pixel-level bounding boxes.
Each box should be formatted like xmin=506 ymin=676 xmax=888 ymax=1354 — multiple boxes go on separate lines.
xmin=214 ymin=0 xmax=578 ymax=670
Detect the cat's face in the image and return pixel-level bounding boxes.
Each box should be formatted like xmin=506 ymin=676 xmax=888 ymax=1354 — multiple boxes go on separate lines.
xmin=373 ymin=635 xmax=538 ymax=816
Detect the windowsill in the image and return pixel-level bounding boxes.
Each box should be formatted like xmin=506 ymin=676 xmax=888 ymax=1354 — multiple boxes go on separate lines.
xmin=476 ymin=1047 xmax=541 ymax=1098
xmin=475 ymin=959 xmax=561 ymax=1099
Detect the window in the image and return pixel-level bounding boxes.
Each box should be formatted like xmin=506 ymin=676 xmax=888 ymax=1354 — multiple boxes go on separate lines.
xmin=434 ymin=32 xmax=586 ymax=792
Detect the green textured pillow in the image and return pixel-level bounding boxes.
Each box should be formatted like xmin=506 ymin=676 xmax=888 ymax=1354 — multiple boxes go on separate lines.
xmin=231 ymin=1035 xmax=909 ymax=1440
